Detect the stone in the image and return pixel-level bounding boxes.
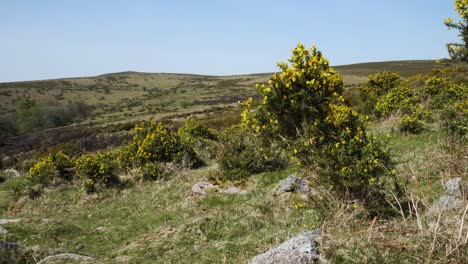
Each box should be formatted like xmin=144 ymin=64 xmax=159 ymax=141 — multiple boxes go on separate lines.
xmin=429 ymin=178 xmax=465 ymax=214
xmin=37 ymin=253 xmax=95 ymax=264
xmin=0 ymin=226 xmax=7 ymax=234
xmin=249 ymin=229 xmax=322 ymax=264
xmin=0 ymin=218 xmax=23 ymax=225
xmin=3 ymin=169 xmax=20 ymax=178
xmin=220 ymin=186 xmax=247 ymax=195
xmin=192 ymin=181 xmax=217 ymax=195
xmin=277 ymin=175 xmax=310 ymax=194
xmin=444 ymin=178 xmax=462 ymax=197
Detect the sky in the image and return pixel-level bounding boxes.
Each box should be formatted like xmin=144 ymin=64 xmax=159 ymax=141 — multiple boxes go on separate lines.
xmin=0 ymin=0 xmax=462 ymax=82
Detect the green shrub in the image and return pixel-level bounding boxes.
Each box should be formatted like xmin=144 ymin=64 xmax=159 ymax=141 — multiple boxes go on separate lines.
xmin=118 ymin=121 xmax=201 ymax=173
xmin=28 ymin=151 xmax=74 ymax=186
xmin=238 ymin=43 xmax=397 ymax=204
xmin=398 ymin=114 xmax=425 ymax=134
xmin=178 ymin=117 xmax=218 ymax=159
xmin=217 ymin=125 xmax=286 ymax=180
xmin=138 ymin=162 xmax=172 ymax=181
xmin=358 ymin=71 xmax=402 ymax=115
xmin=75 ymin=152 xmax=119 ymax=192
xmin=374 ymin=81 xmax=419 ymax=118
xmin=441 ymin=100 xmax=468 ymax=137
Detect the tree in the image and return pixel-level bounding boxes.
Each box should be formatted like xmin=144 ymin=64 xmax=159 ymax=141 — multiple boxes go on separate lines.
xmin=17 ymin=98 xmax=41 ymax=133
xmin=445 ymin=0 xmax=468 ymax=62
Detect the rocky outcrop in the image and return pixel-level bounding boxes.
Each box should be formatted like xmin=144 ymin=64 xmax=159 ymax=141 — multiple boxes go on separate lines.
xmin=249 ymin=229 xmax=322 ymax=264
xmin=277 ymin=175 xmax=310 ymax=195
xmin=429 ymin=178 xmax=465 ymax=214
xmin=3 ymin=168 xmax=20 ymax=178
xmin=192 ymin=181 xmax=217 ymax=195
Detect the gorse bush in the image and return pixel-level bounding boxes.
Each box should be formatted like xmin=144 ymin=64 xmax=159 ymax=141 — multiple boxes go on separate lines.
xmin=28 ymin=151 xmax=74 ymax=186
xmin=236 ymin=43 xmax=397 ymax=204
xmin=358 ymin=71 xmax=402 ymax=115
xmin=241 ymin=44 xmax=344 ymax=139
xmin=374 ymin=81 xmax=420 ymax=118
xmin=75 ymin=152 xmax=118 ymax=192
xmin=178 ymin=117 xmax=217 ymax=143
xmin=216 ymin=125 xmax=286 ymax=180
xmin=121 ymin=120 xmax=201 ymax=169
xmin=178 ymin=117 xmax=218 ymax=160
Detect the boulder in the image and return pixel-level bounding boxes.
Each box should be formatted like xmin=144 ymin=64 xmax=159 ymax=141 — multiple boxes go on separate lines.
xmin=37 ymin=253 xmax=95 ymax=264
xmin=4 ymin=168 xmax=20 ymax=178
xmin=429 ymin=178 xmax=465 ymax=214
xmin=277 ymin=175 xmax=310 ymax=194
xmin=249 ymin=229 xmax=322 ymax=264
xmin=192 ymin=181 xmax=217 ymax=195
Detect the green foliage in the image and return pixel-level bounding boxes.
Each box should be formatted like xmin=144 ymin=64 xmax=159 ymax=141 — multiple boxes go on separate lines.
xmin=178 ymin=117 xmax=218 ymax=160
xmin=241 ymin=43 xmax=344 ymax=138
xmin=178 ymin=117 xmax=217 ymax=143
xmin=374 ymin=81 xmax=421 ymax=118
xmin=216 ymin=125 xmax=286 ymax=180
xmin=398 ymin=114 xmax=425 ymax=134
xmin=444 ymin=0 xmax=468 ymax=62
xmin=123 ymin=120 xmax=201 ymax=168
xmin=28 ymin=151 xmax=74 ymax=186
xmin=138 ymin=162 xmax=172 ymax=181
xmin=238 ymin=43 xmax=396 ymax=203
xmin=75 ymin=152 xmax=119 ymax=192
xmin=441 ymin=100 xmax=468 ymax=137
xmin=358 ymin=71 xmax=402 ymax=115
xmin=17 ymin=98 xmax=41 ymax=134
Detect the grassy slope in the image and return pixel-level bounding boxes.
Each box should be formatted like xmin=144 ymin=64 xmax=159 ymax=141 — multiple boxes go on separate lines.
xmin=1 ymin=60 xmax=467 ymax=263
xmin=0 ymin=60 xmax=445 ymax=126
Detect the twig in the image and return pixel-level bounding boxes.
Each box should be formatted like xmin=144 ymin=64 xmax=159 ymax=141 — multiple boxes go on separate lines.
xmin=431 ymin=211 xmax=442 ymax=253
xmin=457 ymin=202 xmax=468 ymax=242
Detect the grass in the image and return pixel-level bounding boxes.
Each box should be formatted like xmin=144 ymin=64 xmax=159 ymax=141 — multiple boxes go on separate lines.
xmin=0 ymin=60 xmax=467 ymax=263
xmin=0 ymin=166 xmax=324 ymax=263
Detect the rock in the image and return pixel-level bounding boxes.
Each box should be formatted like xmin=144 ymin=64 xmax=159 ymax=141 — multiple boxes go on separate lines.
xmin=220 ymin=186 xmax=247 ymax=195
xmin=429 ymin=178 xmax=465 ymax=214
xmin=192 ymin=181 xmax=217 ymax=195
xmin=249 ymin=229 xmax=322 ymax=264
xmin=277 ymin=175 xmax=310 ymax=194
xmin=0 ymin=226 xmax=8 ymax=234
xmin=37 ymin=253 xmax=95 ymax=264
xmin=0 ymin=218 xmax=23 ymax=225
xmin=3 ymin=169 xmax=20 ymax=178
xmin=444 ymin=178 xmax=462 ymax=197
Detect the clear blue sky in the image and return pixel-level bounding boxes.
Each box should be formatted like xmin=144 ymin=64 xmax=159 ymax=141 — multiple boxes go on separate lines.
xmin=0 ymin=0 xmax=461 ymax=82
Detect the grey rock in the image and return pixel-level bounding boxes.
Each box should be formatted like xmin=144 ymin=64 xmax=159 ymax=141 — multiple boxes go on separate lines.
xmin=37 ymin=253 xmax=95 ymax=264
xmin=444 ymin=178 xmax=462 ymax=197
xmin=249 ymin=229 xmax=321 ymax=264
xmin=0 ymin=226 xmax=7 ymax=234
xmin=0 ymin=218 xmax=23 ymax=225
xmin=430 ymin=178 xmax=465 ymax=214
xmin=192 ymin=181 xmax=217 ymax=195
xmin=4 ymin=169 xmax=20 ymax=178
xmin=277 ymin=175 xmax=310 ymax=194
xmin=220 ymin=186 xmax=247 ymax=195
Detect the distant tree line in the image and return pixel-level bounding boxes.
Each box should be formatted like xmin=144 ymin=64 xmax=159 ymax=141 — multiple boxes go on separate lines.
xmin=0 ymin=98 xmax=93 ymax=138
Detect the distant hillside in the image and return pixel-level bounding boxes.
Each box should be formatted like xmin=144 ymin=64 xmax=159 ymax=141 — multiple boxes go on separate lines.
xmin=0 ymin=60 xmax=463 ymax=132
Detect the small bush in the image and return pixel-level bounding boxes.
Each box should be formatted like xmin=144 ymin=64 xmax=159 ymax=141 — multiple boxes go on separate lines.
xmin=75 ymin=152 xmax=119 ymax=192
xmin=398 ymin=114 xmax=425 ymax=134
xmin=358 ymin=71 xmax=402 ymax=115
xmin=118 ymin=121 xmax=201 ymax=173
xmin=28 ymin=151 xmax=74 ymax=186
xmin=217 ymin=125 xmax=286 ymax=180
xmin=138 ymin=162 xmax=172 ymax=181
xmin=178 ymin=117 xmax=218 ymax=160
